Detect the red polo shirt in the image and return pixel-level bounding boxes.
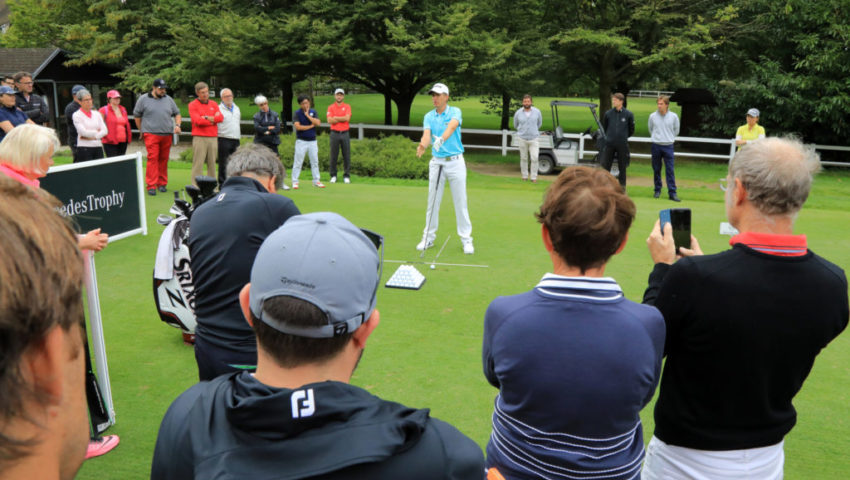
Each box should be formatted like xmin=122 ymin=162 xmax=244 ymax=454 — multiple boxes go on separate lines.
xmin=189 ymin=99 xmax=223 ymax=137
xmin=327 ymin=102 xmax=351 ymax=132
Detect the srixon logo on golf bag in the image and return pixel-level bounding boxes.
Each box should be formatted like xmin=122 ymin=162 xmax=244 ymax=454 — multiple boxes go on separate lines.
xmin=162 ymin=255 xmax=196 ymax=312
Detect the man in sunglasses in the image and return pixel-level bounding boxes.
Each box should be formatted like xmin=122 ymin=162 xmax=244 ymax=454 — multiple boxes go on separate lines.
xmin=153 ymin=212 xmax=484 ymax=479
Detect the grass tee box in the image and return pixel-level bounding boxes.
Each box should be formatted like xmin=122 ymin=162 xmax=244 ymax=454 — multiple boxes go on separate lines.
xmin=74 ymin=158 xmax=850 ymax=479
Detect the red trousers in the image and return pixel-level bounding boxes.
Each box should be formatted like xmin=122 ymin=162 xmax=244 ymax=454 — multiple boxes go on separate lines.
xmin=144 ymin=133 xmax=172 ymax=190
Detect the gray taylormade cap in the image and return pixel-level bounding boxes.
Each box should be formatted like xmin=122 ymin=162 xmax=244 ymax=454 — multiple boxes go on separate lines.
xmin=747 ymin=108 xmax=760 ymax=118
xmin=249 ymin=212 xmax=382 ymax=338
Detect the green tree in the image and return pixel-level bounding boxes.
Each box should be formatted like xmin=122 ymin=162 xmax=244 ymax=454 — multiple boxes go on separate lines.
xmin=302 ymin=0 xmax=506 ymax=126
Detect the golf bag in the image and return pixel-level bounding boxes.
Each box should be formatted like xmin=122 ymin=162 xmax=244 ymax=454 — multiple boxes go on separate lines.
xmin=152 ymin=176 xmax=217 ymax=344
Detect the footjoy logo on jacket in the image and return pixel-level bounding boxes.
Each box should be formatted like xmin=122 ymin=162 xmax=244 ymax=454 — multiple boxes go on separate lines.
xmin=291 ymin=388 xmax=315 ymax=418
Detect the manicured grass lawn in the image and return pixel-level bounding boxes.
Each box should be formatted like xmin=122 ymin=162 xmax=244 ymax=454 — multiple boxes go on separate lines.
xmin=73 ymin=155 xmax=849 ymax=479
xmin=175 ymin=94 xmax=678 ymax=137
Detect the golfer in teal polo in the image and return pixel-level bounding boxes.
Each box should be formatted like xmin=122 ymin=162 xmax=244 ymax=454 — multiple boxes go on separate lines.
xmin=415 ymin=82 xmax=474 ymax=255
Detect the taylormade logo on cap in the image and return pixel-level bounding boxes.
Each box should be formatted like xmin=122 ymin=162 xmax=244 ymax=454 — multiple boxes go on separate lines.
xmin=429 ymin=83 xmax=449 ymax=95
xmin=249 ymin=212 xmax=382 ymax=338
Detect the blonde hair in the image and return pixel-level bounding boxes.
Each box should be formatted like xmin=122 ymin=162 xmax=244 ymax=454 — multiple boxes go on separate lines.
xmin=0 ymin=124 xmax=60 ymax=174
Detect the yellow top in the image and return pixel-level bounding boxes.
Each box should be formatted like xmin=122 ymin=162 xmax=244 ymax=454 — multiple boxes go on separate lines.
xmin=736 ymin=124 xmax=765 ymax=150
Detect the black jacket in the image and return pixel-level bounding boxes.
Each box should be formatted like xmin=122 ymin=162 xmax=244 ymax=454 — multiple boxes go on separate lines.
xmin=253 ymin=109 xmax=281 ymax=146
xmin=602 ymin=107 xmax=634 ymax=144
xmin=151 ymin=372 xmax=485 ymax=479
xmin=16 ymin=91 xmax=50 ymax=125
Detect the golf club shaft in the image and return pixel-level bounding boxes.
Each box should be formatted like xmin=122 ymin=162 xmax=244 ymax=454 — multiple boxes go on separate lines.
xmin=421 ymin=163 xmax=443 ymax=258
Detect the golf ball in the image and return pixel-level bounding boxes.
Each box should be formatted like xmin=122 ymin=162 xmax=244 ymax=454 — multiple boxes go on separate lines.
xmin=430 ymin=264 xmax=436 ymax=270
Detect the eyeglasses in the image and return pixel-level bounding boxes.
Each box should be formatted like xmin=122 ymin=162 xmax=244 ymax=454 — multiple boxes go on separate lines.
xmin=18 ymin=81 xmax=33 ymax=85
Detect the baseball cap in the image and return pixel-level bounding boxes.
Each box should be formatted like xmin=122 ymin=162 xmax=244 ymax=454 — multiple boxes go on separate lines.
xmin=153 ymin=78 xmax=168 ymax=89
xmin=334 ymin=88 xmax=345 ymax=95
xmin=747 ymin=108 xmax=760 ymax=117
xmin=0 ymin=86 xmax=15 ymax=95
xmin=71 ymin=84 xmax=85 ymax=95
xmin=249 ymin=212 xmax=384 ymax=338
xmin=106 ymin=89 xmax=121 ymax=99
xmin=428 ymin=83 xmax=449 ymax=95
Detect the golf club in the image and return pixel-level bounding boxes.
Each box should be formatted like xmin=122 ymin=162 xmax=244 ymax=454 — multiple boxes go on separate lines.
xmin=420 ymin=163 xmax=443 ymax=258
xmin=431 ymin=235 xmax=450 ymax=269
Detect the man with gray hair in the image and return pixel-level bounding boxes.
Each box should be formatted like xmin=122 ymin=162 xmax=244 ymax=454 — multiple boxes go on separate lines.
xmin=216 ymin=88 xmax=240 ymax=187
xmin=152 ymin=212 xmax=484 ymax=479
xmin=642 ymin=137 xmax=848 ymax=479
xmin=188 ymin=143 xmax=300 ymax=381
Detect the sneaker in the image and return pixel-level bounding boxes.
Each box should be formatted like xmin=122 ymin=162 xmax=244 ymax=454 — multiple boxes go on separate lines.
xmin=330 ymin=176 xmax=337 ymax=183
xmin=462 ymin=239 xmax=475 ymax=255
xmin=344 ymin=177 xmax=350 ymax=184
xmin=86 ymin=435 xmax=120 ymax=459
xmin=282 ymin=184 xmax=291 ymax=191
xmin=669 ymin=193 xmax=681 ymax=202
xmin=158 ymin=186 xmax=167 ymax=193
xmin=416 ymin=238 xmax=434 ymax=251
xmin=314 ymin=182 xmax=326 ymax=188
xmin=293 ymin=183 xmax=299 ymax=190
xmin=147 ymin=189 xmax=156 ymax=196
xmin=653 ymin=191 xmax=661 ymax=198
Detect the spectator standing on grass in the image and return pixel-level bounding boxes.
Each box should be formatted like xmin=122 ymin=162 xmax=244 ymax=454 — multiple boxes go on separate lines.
xmin=415 ymin=82 xmax=474 ymax=255
xmin=649 ymin=95 xmax=681 ymax=201
xmin=252 ymin=94 xmax=281 ymax=155
xmin=512 ymin=94 xmax=542 ymax=183
xmin=292 ymin=95 xmax=324 ymax=189
xmin=217 ymin=88 xmax=241 ymax=187
xmin=735 ymin=107 xmax=765 ymax=150
xmin=188 ymin=81 xmax=223 ymax=185
xmin=152 ymin=211 xmax=484 ymax=479
xmin=327 ymin=88 xmax=352 ymax=184
xmin=13 ymin=71 xmax=49 ymax=126
xmin=71 ymin=89 xmax=107 ymax=162
xmin=0 ymin=175 xmax=90 ymax=480
xmin=188 ymin=144 xmax=299 ymax=381
xmin=599 ymin=92 xmax=634 ymax=188
xmin=133 ymin=78 xmax=181 ymax=196
xmin=64 ymin=84 xmax=85 ymax=162
xmin=642 ymin=137 xmax=848 ymax=479
xmin=0 ymin=85 xmax=33 ymax=142
xmin=483 ymin=166 xmax=665 ymax=480
xmin=99 ymin=90 xmax=132 ymax=157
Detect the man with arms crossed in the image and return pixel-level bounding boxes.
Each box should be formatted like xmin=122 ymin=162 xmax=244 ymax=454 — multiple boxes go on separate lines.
xmin=152 ymin=212 xmax=484 ymax=479
xmin=416 ymin=82 xmax=474 ymax=254
xmin=642 ymin=137 xmax=848 ymax=479
xmin=512 ymin=94 xmax=542 ymax=182
xmin=216 ymin=88 xmax=241 ymax=187
xmin=13 ymin=71 xmax=50 ymax=126
xmin=327 ymin=88 xmax=352 ymax=184
xmin=133 ymin=78 xmax=181 ymax=196
xmin=188 ymin=81 xmax=223 ymax=185
xmin=649 ymin=95 xmax=680 ymax=201
xmin=189 ymin=144 xmax=300 ymax=381
xmin=599 ymin=92 xmax=634 ymax=187
xmin=0 ymin=176 xmax=89 ymax=480
xmin=483 ymin=167 xmax=665 ymax=480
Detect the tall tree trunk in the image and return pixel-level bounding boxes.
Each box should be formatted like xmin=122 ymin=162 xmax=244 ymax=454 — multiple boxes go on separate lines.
xmin=500 ymin=92 xmax=511 ymax=130
xmin=598 ymin=50 xmax=614 ymax=112
xmin=281 ymin=78 xmax=294 ymax=134
xmin=383 ymin=94 xmax=393 ymax=125
xmin=395 ymin=97 xmax=412 ymax=126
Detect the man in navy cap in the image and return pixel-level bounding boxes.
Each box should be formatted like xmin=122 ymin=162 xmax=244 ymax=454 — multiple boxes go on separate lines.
xmin=152 ymin=212 xmax=484 ymax=479
xmin=0 ymin=86 xmax=32 ymax=141
xmin=133 ymin=78 xmax=182 ymax=195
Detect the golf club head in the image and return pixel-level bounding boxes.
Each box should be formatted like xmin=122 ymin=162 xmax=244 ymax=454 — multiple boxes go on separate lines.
xmin=196 ymin=176 xmax=217 ymax=200
xmin=156 ymin=214 xmax=173 ymax=226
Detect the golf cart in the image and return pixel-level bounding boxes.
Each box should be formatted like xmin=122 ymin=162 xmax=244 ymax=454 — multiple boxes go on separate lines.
xmin=513 ymin=100 xmax=607 ymax=175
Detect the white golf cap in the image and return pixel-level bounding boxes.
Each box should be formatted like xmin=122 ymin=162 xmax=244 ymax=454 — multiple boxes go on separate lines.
xmin=428 ymin=83 xmax=449 ymax=95
xmin=334 ymin=88 xmax=345 ymax=95
xmin=747 ymin=108 xmax=760 ymax=118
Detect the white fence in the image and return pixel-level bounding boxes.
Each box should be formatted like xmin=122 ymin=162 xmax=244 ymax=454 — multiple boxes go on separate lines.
xmin=173 ymin=120 xmax=849 ymax=167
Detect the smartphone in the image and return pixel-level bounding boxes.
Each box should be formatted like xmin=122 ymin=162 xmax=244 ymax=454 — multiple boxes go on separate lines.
xmin=659 ymin=208 xmax=691 ymax=253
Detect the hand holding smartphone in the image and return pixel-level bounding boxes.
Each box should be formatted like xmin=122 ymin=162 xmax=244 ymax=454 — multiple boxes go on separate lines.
xmin=659 ymin=208 xmax=691 ymax=253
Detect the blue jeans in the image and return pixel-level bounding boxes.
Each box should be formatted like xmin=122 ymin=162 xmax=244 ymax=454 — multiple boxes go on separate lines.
xmin=651 ymin=143 xmax=676 ymax=194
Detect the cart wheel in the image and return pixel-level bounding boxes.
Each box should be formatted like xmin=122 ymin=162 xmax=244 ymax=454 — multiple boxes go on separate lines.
xmin=538 ymin=153 xmax=555 ymax=175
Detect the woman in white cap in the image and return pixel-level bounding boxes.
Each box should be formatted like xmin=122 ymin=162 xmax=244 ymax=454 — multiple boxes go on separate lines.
xmin=71 ymin=88 xmax=108 ymax=162
xmin=99 ymin=89 xmax=132 ymax=157
xmin=735 ymin=108 xmax=765 ymax=150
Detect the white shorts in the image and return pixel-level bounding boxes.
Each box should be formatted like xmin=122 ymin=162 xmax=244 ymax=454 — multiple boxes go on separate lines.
xmin=642 ymin=436 xmax=784 ymax=480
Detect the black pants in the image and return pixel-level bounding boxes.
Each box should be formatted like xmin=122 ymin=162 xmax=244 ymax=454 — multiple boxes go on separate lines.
xmin=599 ymin=142 xmax=629 ymax=187
xmin=329 ymin=130 xmax=351 ymax=178
xmin=103 ymin=142 xmax=128 ymax=158
xmin=217 ymin=137 xmax=240 ymax=187
xmin=75 ymin=146 xmax=105 ymax=163
xmin=194 ymin=334 xmax=257 ymax=381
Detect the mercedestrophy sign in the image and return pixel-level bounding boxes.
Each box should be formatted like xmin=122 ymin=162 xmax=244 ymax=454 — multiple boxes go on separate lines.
xmin=61 ymin=190 xmax=127 ymax=215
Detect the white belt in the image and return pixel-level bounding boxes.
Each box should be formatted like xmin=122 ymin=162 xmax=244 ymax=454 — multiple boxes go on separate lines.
xmin=435 ymin=154 xmax=463 ymax=161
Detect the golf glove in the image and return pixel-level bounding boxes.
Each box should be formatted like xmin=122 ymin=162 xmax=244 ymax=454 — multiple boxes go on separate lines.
xmin=432 ymin=136 xmax=444 ymax=152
